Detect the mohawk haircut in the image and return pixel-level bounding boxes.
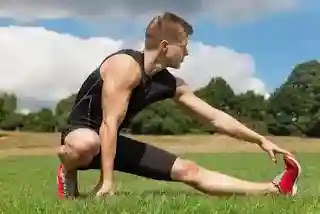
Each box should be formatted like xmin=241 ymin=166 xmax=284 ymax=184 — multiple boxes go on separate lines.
xmin=145 ymin=12 xmax=193 ymax=50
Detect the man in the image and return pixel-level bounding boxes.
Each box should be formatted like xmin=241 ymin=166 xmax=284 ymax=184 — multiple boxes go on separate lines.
xmin=57 ymin=12 xmax=301 ymax=199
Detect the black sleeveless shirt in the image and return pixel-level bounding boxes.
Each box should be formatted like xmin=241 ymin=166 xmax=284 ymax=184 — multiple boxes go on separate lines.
xmin=67 ymin=49 xmax=177 ymax=131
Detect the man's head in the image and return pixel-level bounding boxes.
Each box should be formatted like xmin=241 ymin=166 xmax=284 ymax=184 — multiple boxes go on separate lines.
xmin=145 ymin=12 xmax=193 ymax=69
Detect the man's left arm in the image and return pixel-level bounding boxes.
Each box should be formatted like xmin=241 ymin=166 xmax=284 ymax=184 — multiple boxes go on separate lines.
xmin=173 ymin=78 xmax=291 ymax=162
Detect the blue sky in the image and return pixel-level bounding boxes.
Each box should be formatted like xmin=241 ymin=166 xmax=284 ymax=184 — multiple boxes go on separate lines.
xmin=0 ymin=0 xmax=319 ymax=110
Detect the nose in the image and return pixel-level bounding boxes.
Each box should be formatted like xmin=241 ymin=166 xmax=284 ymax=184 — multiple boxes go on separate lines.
xmin=184 ymin=47 xmax=189 ymax=56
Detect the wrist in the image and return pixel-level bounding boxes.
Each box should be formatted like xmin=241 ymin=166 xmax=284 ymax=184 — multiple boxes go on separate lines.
xmin=255 ymin=135 xmax=266 ymax=145
xmin=100 ymin=169 xmax=113 ymax=183
xmin=99 ymin=178 xmax=113 ymax=186
xmin=101 ymin=173 xmax=113 ymax=182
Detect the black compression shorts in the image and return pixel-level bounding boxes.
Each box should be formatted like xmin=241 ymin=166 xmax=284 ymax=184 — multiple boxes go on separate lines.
xmin=60 ymin=126 xmax=178 ymax=181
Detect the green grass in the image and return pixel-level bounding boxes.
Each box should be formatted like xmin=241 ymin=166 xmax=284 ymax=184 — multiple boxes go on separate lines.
xmin=0 ymin=153 xmax=319 ymax=213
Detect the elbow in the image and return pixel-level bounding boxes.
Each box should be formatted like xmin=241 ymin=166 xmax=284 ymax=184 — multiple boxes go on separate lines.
xmin=211 ymin=118 xmax=227 ymax=133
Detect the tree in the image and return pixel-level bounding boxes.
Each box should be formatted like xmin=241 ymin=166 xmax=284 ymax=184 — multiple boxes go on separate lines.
xmin=55 ymin=94 xmax=77 ymax=130
xmin=230 ymin=91 xmax=268 ymax=133
xmin=22 ymin=109 xmax=56 ymax=132
xmin=267 ymin=60 xmax=320 ymax=136
xmin=0 ymin=113 xmax=24 ymax=131
xmin=0 ymin=93 xmax=17 ymax=122
xmin=195 ymin=77 xmax=235 ymax=113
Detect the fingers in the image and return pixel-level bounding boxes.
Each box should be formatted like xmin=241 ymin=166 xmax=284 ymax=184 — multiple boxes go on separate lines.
xmin=96 ymin=190 xmax=114 ymax=198
xmin=268 ymin=147 xmax=295 ymax=164
xmin=275 ymin=147 xmax=293 ymax=156
xmin=94 ymin=185 xmax=114 ymax=197
xmin=267 ymin=150 xmax=277 ymax=164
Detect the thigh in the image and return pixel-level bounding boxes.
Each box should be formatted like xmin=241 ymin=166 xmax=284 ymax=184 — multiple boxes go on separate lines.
xmin=86 ymin=135 xmax=178 ymax=181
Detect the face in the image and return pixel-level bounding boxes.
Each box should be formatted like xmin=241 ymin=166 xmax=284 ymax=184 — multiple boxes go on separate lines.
xmin=161 ymin=33 xmax=189 ymax=69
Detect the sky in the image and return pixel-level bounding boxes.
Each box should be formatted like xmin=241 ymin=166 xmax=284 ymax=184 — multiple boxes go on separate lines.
xmin=0 ymin=0 xmax=319 ymax=113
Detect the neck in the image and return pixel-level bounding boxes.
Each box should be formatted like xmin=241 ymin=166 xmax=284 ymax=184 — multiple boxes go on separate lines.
xmin=143 ymin=49 xmax=166 ymax=76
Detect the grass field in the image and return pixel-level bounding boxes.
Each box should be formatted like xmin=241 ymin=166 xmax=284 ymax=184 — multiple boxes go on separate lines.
xmin=0 ymin=132 xmax=320 ymax=213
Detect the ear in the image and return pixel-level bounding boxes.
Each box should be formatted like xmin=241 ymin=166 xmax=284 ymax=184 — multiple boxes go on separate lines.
xmin=160 ymin=40 xmax=169 ymax=53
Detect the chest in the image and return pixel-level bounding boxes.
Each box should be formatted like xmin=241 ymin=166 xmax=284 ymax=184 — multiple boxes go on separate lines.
xmin=127 ymin=72 xmax=176 ymax=113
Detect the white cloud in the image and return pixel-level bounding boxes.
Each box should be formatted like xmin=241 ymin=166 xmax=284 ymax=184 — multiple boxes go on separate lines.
xmin=0 ymin=26 xmax=124 ymax=111
xmin=0 ymin=26 xmax=266 ymax=111
xmin=174 ymin=42 xmax=267 ymax=95
xmin=0 ymin=0 xmax=299 ymax=24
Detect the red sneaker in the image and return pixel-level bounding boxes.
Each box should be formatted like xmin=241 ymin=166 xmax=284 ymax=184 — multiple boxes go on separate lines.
xmin=273 ymin=155 xmax=301 ymax=196
xmin=56 ymin=163 xmax=79 ymax=199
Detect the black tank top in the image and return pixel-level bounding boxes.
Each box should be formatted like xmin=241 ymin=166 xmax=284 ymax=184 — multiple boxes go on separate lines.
xmin=67 ymin=49 xmax=177 ymax=131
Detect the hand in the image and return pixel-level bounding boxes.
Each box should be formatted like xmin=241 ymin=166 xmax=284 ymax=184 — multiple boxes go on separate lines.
xmin=258 ymin=137 xmax=293 ymax=163
xmin=91 ymin=180 xmax=114 ymax=198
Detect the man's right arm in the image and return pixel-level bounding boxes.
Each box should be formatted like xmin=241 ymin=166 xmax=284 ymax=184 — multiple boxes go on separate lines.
xmin=95 ymin=54 xmax=140 ymax=196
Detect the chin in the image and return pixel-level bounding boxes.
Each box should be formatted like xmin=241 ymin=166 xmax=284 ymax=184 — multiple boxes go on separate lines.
xmin=172 ymin=63 xmax=181 ymax=69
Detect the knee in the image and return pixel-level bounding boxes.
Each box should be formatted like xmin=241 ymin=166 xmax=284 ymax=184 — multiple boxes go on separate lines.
xmin=72 ymin=139 xmax=100 ymax=162
xmin=171 ymin=159 xmax=201 ymax=186
xmin=63 ymin=129 xmax=100 ymax=162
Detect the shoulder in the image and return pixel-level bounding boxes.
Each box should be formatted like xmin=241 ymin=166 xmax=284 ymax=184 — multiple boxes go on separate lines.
xmin=100 ymin=53 xmax=141 ymax=87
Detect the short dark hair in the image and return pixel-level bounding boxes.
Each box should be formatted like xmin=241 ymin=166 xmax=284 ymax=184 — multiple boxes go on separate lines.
xmin=145 ymin=12 xmax=193 ymax=50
